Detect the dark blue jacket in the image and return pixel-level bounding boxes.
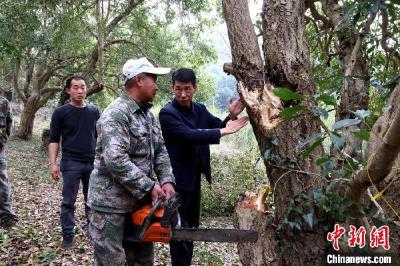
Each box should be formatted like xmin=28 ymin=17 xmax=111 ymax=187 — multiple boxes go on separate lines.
xmin=159 ymin=99 xmax=229 ymax=191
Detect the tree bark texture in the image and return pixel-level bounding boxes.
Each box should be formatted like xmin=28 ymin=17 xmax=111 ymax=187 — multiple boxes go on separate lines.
xmin=346 ymin=83 xmax=400 ymax=222
xmin=320 ymin=0 xmax=370 ymax=161
xmin=17 ymin=95 xmax=41 ymax=140
xmin=224 ymin=0 xmax=325 ymax=265
xmin=370 ymin=83 xmax=400 ymax=222
xmin=234 ymin=198 xmax=279 ymax=266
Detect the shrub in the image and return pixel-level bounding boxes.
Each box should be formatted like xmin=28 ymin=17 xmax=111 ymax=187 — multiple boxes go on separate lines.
xmin=201 ymin=152 xmax=266 ymax=217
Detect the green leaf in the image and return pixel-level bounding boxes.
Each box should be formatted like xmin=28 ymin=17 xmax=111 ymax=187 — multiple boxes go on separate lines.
xmin=371 ymin=217 xmax=386 ymax=228
xmin=344 ymin=157 xmax=360 ymax=172
xmin=280 ymin=105 xmax=305 ymax=120
xmin=352 ymin=129 xmax=370 ymax=141
xmin=321 ymin=160 xmax=335 ymax=177
xmin=341 ymin=198 xmax=353 ymax=209
xmin=330 ymin=134 xmax=346 ymax=150
xmin=271 ymin=138 xmax=279 ymax=146
xmin=273 ymin=87 xmax=304 ymax=101
xmin=342 ymin=210 xmax=364 ymax=218
xmin=302 ymin=138 xmax=325 ymax=158
xmin=352 ymin=109 xmax=371 ymax=119
xmin=391 ymin=0 xmax=400 ymax=5
xmin=288 ymin=221 xmax=302 ymax=230
xmin=316 ymin=157 xmax=330 ymax=166
xmin=383 ymin=74 xmax=400 ymax=90
xmin=359 ymin=86 xmax=368 ymax=94
xmin=288 ymin=207 xmax=303 ymax=215
xmin=303 ymin=213 xmax=314 ymax=229
xmin=299 ymin=132 xmax=326 ymax=149
xmin=312 ymin=107 xmax=329 ymax=119
xmin=263 ymin=149 xmax=272 ymax=161
xmin=333 ymin=119 xmax=361 ymax=130
xmin=345 ymin=76 xmax=355 ymax=86
xmin=317 ymin=95 xmax=336 ymax=106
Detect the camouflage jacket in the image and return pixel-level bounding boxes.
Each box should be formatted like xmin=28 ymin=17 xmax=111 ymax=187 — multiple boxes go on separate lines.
xmin=0 ymin=96 xmax=12 ymax=147
xmin=88 ymin=92 xmax=175 ymax=213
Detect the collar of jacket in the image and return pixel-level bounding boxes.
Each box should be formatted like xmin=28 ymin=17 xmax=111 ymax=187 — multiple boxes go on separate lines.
xmin=172 ymin=98 xmax=196 ymax=115
xmin=120 ymin=92 xmax=153 ymax=114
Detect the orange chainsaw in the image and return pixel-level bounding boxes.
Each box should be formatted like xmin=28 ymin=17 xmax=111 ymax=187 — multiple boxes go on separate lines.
xmin=123 ymin=193 xmax=258 ymax=243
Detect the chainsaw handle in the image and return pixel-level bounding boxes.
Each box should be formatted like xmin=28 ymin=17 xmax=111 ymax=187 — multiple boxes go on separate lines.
xmin=138 ymin=198 xmax=163 ymax=240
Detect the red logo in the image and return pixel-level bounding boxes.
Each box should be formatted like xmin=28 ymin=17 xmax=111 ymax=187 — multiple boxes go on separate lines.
xmin=327 ymin=224 xmax=346 ymax=251
xmin=348 ymin=225 xmax=366 ymax=248
xmin=327 ymin=224 xmax=390 ymax=251
xmin=370 ymin=225 xmax=390 ymax=250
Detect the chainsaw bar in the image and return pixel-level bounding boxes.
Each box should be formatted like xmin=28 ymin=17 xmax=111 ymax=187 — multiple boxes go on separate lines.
xmin=171 ymin=228 xmax=258 ymax=243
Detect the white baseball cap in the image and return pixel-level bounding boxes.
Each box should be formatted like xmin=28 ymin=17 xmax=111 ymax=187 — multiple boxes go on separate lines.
xmin=122 ymin=57 xmax=171 ymax=81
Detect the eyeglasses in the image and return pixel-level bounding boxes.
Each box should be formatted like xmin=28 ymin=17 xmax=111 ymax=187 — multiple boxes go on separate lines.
xmin=174 ymin=87 xmax=194 ymax=94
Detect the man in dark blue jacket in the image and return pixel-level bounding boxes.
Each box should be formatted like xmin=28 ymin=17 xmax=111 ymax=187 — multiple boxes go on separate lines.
xmin=159 ymin=68 xmax=248 ymax=266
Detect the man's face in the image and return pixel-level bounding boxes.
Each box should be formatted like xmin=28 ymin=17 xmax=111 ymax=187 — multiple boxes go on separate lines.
xmin=67 ymin=79 xmax=87 ymax=102
xmin=137 ymin=74 xmax=158 ymax=102
xmin=173 ymin=81 xmax=196 ymax=108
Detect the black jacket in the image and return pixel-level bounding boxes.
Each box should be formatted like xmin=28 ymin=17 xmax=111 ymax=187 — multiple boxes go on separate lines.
xmin=159 ymin=99 xmax=229 ymax=191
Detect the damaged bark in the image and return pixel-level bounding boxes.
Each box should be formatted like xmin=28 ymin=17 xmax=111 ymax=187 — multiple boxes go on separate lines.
xmin=225 ymin=0 xmax=399 ymax=264
xmin=224 ymin=0 xmax=325 ymax=264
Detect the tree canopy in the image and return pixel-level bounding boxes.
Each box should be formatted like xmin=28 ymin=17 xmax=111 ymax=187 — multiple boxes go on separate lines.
xmin=0 ymin=0 xmax=218 ymax=138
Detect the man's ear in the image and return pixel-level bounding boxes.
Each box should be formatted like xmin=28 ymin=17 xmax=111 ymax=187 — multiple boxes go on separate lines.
xmin=136 ymin=76 xmax=143 ymax=87
xmin=193 ymin=85 xmax=197 ymax=93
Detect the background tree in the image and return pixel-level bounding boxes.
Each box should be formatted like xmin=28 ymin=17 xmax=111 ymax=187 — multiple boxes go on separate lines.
xmin=0 ymin=0 xmax=217 ymax=139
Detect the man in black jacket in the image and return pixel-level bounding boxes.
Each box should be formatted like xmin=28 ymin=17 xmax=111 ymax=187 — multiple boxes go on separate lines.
xmin=159 ymin=68 xmax=248 ymax=266
xmin=49 ymin=75 xmax=100 ymax=249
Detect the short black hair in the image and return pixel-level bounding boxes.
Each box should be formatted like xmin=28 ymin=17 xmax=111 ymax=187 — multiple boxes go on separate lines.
xmin=64 ymin=75 xmax=86 ymax=90
xmin=172 ymin=68 xmax=196 ymax=86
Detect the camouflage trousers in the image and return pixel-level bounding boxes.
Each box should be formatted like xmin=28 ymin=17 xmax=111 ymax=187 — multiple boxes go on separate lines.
xmin=0 ymin=154 xmax=13 ymax=216
xmin=89 ymin=209 xmax=154 ymax=266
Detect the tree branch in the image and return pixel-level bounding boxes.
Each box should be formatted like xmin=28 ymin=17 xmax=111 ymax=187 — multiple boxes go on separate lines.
xmin=38 ymin=91 xmax=57 ymax=108
xmin=222 ymin=0 xmax=264 ymax=86
xmin=380 ymin=9 xmax=400 ymax=61
xmin=13 ymin=58 xmax=27 ymax=103
xmin=87 ymin=82 xmax=104 ymax=97
xmin=223 ymin=63 xmax=235 ymax=76
xmin=37 ymin=59 xmax=73 ymax=92
xmin=106 ymin=0 xmax=143 ymax=34
xmin=344 ymin=0 xmax=381 ymax=78
xmin=345 ymin=83 xmax=400 ymax=219
xmin=23 ymin=49 xmax=35 ymax=97
xmin=104 ymin=39 xmax=135 ymax=48
xmin=308 ymin=1 xmax=330 ymax=29
xmin=41 ymin=87 xmax=63 ymax=94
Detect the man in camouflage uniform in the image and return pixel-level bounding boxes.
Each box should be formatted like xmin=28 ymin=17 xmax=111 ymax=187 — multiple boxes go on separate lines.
xmin=0 ymin=95 xmax=17 ymax=227
xmin=88 ymin=57 xmax=175 ymax=265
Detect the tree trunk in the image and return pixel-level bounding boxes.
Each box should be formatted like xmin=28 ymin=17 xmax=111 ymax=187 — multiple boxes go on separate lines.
xmin=369 ymin=83 xmax=400 ymax=221
xmin=224 ymin=0 xmax=400 ymax=264
xmin=346 ymin=82 xmax=400 ymax=222
xmin=41 ymin=128 xmax=51 ymax=151
xmin=17 ymin=95 xmax=40 ymax=140
xmin=234 ymin=196 xmax=279 ymax=266
xmin=320 ymin=0 xmax=371 ymax=162
xmin=224 ymin=0 xmax=325 ymax=265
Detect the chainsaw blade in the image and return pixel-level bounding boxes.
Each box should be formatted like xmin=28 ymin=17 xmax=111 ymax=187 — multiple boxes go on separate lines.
xmin=171 ymin=228 xmax=258 ymax=243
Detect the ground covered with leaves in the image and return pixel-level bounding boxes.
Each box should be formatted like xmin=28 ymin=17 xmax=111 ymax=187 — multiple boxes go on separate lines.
xmin=0 ymin=117 xmax=243 ymax=266
xmin=0 ymin=117 xmax=248 ymax=265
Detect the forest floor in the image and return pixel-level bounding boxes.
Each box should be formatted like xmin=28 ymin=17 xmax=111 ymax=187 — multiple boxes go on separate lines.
xmin=0 ymin=116 xmax=241 ymax=266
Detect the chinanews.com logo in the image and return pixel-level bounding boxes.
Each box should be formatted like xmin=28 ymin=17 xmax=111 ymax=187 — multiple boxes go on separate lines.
xmin=325 ymin=223 xmax=397 ymax=265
